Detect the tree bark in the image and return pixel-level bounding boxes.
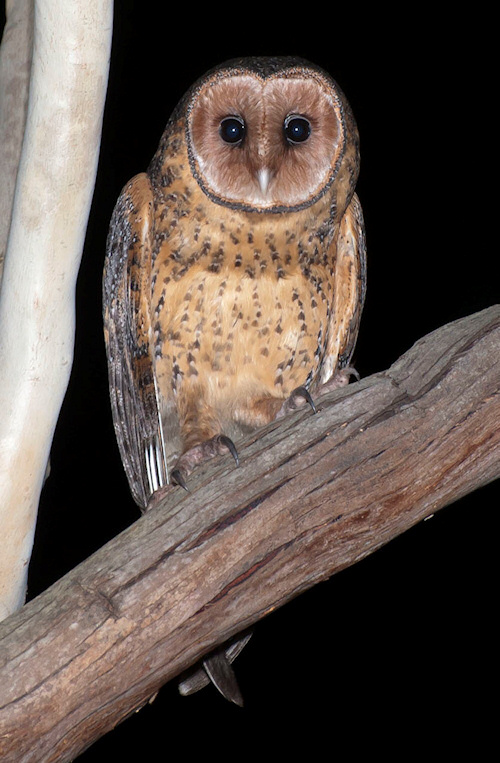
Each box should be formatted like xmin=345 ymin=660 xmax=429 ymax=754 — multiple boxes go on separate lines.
xmin=0 ymin=305 xmax=499 ymax=763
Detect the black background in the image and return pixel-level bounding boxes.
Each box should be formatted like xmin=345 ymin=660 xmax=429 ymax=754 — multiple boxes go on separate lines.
xmin=2 ymin=3 xmax=497 ymax=759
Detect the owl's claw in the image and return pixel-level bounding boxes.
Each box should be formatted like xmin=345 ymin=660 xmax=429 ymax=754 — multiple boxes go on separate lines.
xmin=171 ymin=468 xmax=189 ymax=492
xmin=342 ymin=364 xmax=360 ymax=382
xmin=171 ymin=434 xmax=239 ymax=489
xmin=276 ymin=385 xmax=317 ymax=419
xmin=218 ymin=434 xmax=240 ymax=466
xmin=320 ymin=365 xmax=360 ymax=392
xmin=291 ymin=385 xmax=317 ymax=414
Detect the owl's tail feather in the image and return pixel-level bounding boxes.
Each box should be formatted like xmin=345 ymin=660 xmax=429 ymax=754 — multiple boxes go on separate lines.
xmin=144 ymin=435 xmax=168 ymax=498
xmin=143 ymin=373 xmax=169 ymax=498
xmin=178 ymin=632 xmax=252 ymax=705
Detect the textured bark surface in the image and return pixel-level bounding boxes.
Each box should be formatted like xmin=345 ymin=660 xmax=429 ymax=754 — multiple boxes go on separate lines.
xmin=0 ymin=306 xmax=498 ymax=762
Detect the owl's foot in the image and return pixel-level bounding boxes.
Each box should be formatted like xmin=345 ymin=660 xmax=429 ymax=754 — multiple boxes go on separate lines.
xmin=275 ymin=385 xmax=318 ymax=420
xmin=171 ymin=434 xmax=239 ymax=490
xmin=275 ymin=368 xmax=360 ymax=422
xmin=320 ymin=365 xmax=360 ymax=393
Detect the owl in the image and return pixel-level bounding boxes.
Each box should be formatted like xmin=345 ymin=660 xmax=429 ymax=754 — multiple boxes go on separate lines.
xmin=104 ymin=55 xmax=366 ymax=507
xmin=103 ymin=57 xmax=366 ymax=702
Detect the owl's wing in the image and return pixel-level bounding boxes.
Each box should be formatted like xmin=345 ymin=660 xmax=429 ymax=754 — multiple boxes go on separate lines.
xmin=320 ymin=192 xmax=367 ymax=384
xmin=103 ymin=173 xmax=167 ymax=510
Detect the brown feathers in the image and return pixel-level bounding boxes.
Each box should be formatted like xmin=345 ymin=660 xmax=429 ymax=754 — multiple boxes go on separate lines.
xmin=103 ymin=56 xmax=366 ymax=507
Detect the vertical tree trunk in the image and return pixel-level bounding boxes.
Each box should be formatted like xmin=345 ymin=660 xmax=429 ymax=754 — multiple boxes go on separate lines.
xmin=0 ymin=0 xmax=34 ymax=282
xmin=0 ymin=0 xmax=113 ymax=619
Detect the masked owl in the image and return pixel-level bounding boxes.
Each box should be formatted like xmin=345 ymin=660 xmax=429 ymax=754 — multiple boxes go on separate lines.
xmin=104 ymin=55 xmax=366 ymax=505
xmin=103 ymin=56 xmax=366 ymax=702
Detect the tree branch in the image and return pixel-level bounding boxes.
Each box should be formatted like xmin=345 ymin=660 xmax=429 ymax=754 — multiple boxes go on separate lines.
xmin=0 ymin=306 xmax=499 ymax=762
xmin=0 ymin=0 xmax=34 ymax=283
xmin=0 ymin=0 xmax=112 ymax=619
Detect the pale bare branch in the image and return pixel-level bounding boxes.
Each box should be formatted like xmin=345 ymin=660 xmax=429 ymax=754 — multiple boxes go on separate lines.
xmin=0 ymin=0 xmax=112 ymax=618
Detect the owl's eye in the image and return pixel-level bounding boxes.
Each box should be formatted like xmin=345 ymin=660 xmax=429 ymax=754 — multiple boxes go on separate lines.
xmin=284 ymin=115 xmax=311 ymax=144
xmin=219 ymin=117 xmax=246 ymax=145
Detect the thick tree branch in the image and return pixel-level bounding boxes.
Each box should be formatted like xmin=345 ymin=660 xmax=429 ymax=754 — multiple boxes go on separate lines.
xmin=0 ymin=306 xmax=499 ymax=762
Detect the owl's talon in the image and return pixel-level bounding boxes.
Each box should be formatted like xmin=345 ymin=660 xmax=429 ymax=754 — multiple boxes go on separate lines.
xmin=291 ymin=386 xmax=317 ymax=414
xmin=320 ymin=365 xmax=360 ymax=395
xmin=344 ymin=365 xmax=361 ymax=382
xmin=171 ymin=433 xmax=240 ymax=489
xmin=171 ymin=468 xmax=189 ymax=492
xmin=217 ymin=434 xmax=240 ymax=466
xmin=276 ymin=386 xmax=317 ymax=419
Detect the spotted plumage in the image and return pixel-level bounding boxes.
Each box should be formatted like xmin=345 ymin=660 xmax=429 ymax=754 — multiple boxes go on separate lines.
xmin=103 ymin=56 xmax=366 ymax=510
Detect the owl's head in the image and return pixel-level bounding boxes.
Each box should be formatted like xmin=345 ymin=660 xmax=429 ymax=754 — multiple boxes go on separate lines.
xmin=183 ymin=57 xmax=359 ymax=214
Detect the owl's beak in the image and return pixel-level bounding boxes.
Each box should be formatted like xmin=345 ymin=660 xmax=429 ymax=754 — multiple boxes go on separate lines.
xmin=257 ymin=168 xmax=271 ymax=197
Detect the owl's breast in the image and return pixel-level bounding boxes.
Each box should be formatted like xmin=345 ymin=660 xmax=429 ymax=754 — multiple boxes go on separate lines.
xmin=153 ymin=266 xmax=332 ymax=405
xmin=151 ymin=191 xmax=337 ymax=404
